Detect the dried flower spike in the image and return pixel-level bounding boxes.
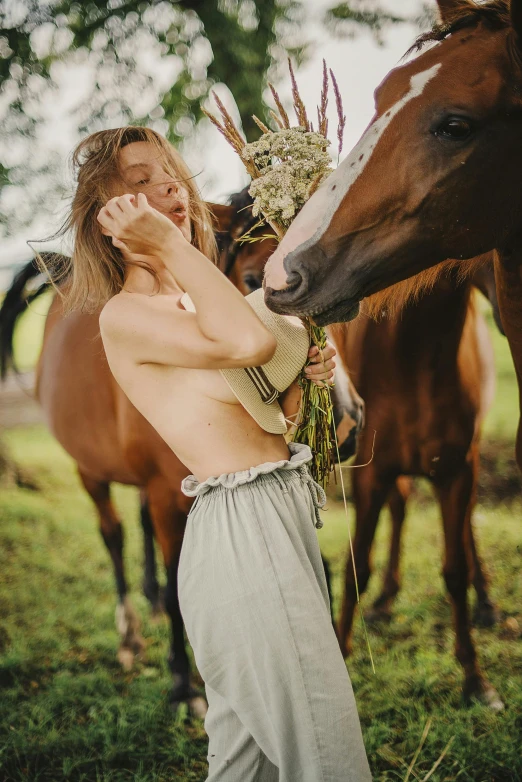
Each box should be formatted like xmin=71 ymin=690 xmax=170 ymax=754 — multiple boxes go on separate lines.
xmin=288 ymin=58 xmax=310 ymax=131
xmin=330 ymin=68 xmax=346 ymax=159
xmin=268 ymin=83 xmax=291 ymax=129
xmin=317 ymin=59 xmax=329 ymax=139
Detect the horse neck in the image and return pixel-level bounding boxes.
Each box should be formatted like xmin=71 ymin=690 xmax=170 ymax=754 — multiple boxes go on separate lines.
xmin=392 ymin=275 xmax=473 ymax=357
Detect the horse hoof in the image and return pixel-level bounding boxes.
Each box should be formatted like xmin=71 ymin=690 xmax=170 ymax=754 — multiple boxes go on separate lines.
xmin=365 ymin=606 xmax=393 ymax=625
xmin=115 ymin=598 xmax=146 ymax=657
xmin=473 ymin=601 xmax=500 ymax=628
xmin=170 ymin=686 xmax=208 ymax=719
xmin=467 ymin=681 xmax=504 ymax=712
xmin=117 ymin=646 xmax=136 ymax=671
xmin=188 ymin=695 xmax=208 ymax=719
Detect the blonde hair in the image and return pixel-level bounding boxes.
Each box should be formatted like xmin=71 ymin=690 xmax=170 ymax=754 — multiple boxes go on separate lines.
xmin=39 ymin=127 xmax=217 ymax=312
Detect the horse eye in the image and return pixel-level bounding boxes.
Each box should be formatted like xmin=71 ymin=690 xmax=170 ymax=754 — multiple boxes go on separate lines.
xmin=243 ymin=274 xmax=262 ymax=292
xmin=435 ymin=117 xmax=474 ymax=141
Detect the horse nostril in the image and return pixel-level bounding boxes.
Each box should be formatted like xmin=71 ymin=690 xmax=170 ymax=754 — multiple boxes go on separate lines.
xmin=282 ymin=269 xmax=304 ymax=296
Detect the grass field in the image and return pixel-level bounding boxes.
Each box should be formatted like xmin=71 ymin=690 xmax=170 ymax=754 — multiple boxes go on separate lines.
xmin=1 ymin=293 xmax=521 ymax=781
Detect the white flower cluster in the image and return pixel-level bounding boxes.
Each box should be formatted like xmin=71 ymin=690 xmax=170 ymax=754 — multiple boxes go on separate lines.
xmin=241 ymin=128 xmax=332 ymax=226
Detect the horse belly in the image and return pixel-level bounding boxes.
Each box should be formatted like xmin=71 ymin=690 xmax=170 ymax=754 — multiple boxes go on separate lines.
xmin=38 ymin=308 xmax=139 ymax=485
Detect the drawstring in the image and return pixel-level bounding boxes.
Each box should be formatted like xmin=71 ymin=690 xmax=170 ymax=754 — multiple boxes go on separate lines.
xmin=273 ymin=471 xmax=289 ymax=494
xmin=298 ymin=466 xmax=326 ymax=529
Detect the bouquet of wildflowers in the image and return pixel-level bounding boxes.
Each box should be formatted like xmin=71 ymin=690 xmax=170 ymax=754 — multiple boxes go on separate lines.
xmin=204 ymin=60 xmax=346 ymax=488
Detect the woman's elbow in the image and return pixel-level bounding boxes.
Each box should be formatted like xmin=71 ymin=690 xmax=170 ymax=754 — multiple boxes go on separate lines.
xmin=236 ymin=331 xmax=277 ymax=367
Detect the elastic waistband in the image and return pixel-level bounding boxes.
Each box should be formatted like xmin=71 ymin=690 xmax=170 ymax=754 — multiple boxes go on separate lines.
xmin=181 ymin=443 xmax=326 ymax=528
xmin=182 ymin=442 xmax=312 ymax=497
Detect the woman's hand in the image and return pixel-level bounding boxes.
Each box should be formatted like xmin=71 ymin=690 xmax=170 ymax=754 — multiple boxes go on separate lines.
xmin=304 ymin=341 xmax=336 ymax=387
xmin=97 ymin=193 xmax=184 ymax=260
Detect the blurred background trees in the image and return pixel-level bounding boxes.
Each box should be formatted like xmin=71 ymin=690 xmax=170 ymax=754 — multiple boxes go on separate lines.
xmin=0 ymin=0 xmax=423 ymax=238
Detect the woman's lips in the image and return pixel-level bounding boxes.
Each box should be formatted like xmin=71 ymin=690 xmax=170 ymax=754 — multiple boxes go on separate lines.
xmin=169 ymin=209 xmax=188 ymax=222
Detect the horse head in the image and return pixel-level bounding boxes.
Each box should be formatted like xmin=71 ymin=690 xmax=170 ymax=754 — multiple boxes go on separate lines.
xmin=264 ymin=0 xmax=522 ymax=325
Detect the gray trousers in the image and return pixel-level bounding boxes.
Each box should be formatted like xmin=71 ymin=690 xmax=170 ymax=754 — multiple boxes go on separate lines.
xmin=179 ymin=443 xmax=372 ymax=782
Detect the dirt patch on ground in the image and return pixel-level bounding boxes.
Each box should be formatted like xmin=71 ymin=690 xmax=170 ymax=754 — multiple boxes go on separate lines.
xmin=478 ymin=439 xmax=521 ymax=502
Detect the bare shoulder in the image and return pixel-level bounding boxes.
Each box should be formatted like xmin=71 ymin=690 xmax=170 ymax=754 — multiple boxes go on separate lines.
xmin=99 ymin=291 xmax=143 ymax=334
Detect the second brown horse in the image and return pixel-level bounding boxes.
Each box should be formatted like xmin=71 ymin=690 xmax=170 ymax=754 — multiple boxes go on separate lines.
xmin=332 ymin=261 xmax=503 ymax=709
xmin=213 ymin=199 xmax=504 ymax=708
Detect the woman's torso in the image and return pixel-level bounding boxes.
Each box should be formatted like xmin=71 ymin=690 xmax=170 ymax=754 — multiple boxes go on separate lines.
xmin=107 ymin=344 xmax=289 ymax=481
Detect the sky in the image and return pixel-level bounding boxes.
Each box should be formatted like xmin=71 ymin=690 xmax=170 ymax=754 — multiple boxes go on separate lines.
xmin=0 ymin=0 xmax=428 ymax=282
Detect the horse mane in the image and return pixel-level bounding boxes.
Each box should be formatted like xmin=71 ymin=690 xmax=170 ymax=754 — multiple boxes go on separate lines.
xmin=361 ymin=256 xmax=483 ymax=319
xmin=407 ymin=0 xmax=510 ymax=56
xmin=217 ymin=186 xmax=261 ymax=275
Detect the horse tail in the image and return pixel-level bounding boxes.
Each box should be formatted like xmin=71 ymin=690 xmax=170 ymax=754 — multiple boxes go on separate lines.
xmin=0 ymin=257 xmax=52 ymax=379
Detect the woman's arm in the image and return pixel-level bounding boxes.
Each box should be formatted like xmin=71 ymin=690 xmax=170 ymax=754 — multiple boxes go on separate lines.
xmin=98 ymin=194 xmax=276 ymax=369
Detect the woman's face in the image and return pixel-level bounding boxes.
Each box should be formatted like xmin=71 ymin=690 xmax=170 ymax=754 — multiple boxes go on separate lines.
xmin=117 ymin=141 xmax=192 ymax=243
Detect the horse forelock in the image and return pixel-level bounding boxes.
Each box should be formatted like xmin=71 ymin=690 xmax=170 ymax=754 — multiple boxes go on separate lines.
xmin=217 ymin=187 xmax=261 ymax=276
xmin=361 ymin=256 xmax=483 ymax=319
xmin=408 ymin=1 xmax=511 ymax=58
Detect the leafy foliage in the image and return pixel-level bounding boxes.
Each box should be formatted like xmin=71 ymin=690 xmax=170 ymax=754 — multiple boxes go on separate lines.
xmin=0 ymin=0 xmax=406 ymax=237
xmin=0 ymin=0 xmax=307 ymax=234
xmin=325 ymin=1 xmax=405 ymax=44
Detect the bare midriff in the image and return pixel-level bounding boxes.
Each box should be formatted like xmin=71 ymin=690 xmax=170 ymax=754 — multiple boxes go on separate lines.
xmin=115 ymin=358 xmax=290 ymax=481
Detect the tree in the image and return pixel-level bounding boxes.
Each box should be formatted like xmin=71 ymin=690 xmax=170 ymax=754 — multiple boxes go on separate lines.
xmin=0 ymin=0 xmax=308 ymax=232
xmin=0 ymin=0 xmax=408 ymax=237
xmin=325 ymin=2 xmax=405 ymax=45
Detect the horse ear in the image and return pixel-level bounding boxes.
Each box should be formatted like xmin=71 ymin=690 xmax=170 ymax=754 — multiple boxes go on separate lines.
xmin=511 ymin=0 xmax=522 ymax=46
xmin=435 ymin=0 xmax=468 ymax=23
xmin=206 ymin=202 xmax=234 ymax=233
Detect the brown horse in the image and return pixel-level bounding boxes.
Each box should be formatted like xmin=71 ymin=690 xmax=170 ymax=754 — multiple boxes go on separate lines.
xmin=263 ymin=0 xmax=522 ymax=706
xmin=332 ymin=259 xmax=504 ymax=708
xmin=0 ymin=192 xmax=364 ymax=712
xmin=199 ymin=193 xmax=506 ymax=707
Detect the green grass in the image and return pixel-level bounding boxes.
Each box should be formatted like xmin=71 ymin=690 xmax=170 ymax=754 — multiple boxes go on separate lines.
xmin=1 ymin=426 xmax=521 ymax=781
xmin=1 ymin=292 xmax=521 ymax=781
xmin=11 ymin=290 xmax=53 ymax=373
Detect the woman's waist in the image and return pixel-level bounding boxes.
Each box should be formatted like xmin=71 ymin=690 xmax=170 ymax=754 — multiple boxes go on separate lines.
xmin=164 ymin=413 xmax=290 ymax=481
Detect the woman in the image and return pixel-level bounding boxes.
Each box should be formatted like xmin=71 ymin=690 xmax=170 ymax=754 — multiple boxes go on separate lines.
xmin=51 ymin=126 xmax=371 ymax=782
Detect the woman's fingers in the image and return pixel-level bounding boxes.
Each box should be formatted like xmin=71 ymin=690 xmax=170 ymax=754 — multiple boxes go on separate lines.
xmin=137 ymin=192 xmax=149 ymax=209
xmin=97 ymin=195 xmax=140 ymax=238
xmin=307 ymin=343 xmax=336 ymax=363
xmin=311 ymin=371 xmax=335 ymax=387
xmin=116 ymin=194 xmax=137 ymax=215
xmin=104 ymin=196 xmax=126 ymax=216
xmin=97 ymin=206 xmax=118 ymax=232
xmin=305 ymin=358 xmax=335 ymax=375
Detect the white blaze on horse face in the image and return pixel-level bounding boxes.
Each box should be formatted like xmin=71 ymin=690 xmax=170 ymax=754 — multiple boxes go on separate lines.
xmin=264 ymin=63 xmax=442 ymax=291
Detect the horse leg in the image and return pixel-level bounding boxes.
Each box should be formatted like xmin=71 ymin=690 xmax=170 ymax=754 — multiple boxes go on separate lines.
xmin=468 ymin=518 xmax=499 ymax=628
xmin=434 ymin=454 xmax=503 ymax=710
xmin=368 ymin=476 xmax=411 ymax=622
xmin=139 ymin=491 xmax=163 ymax=615
xmin=147 ymin=478 xmax=207 ymax=718
xmin=78 ymin=471 xmax=145 ymax=670
xmin=338 ymin=465 xmax=393 ymax=657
